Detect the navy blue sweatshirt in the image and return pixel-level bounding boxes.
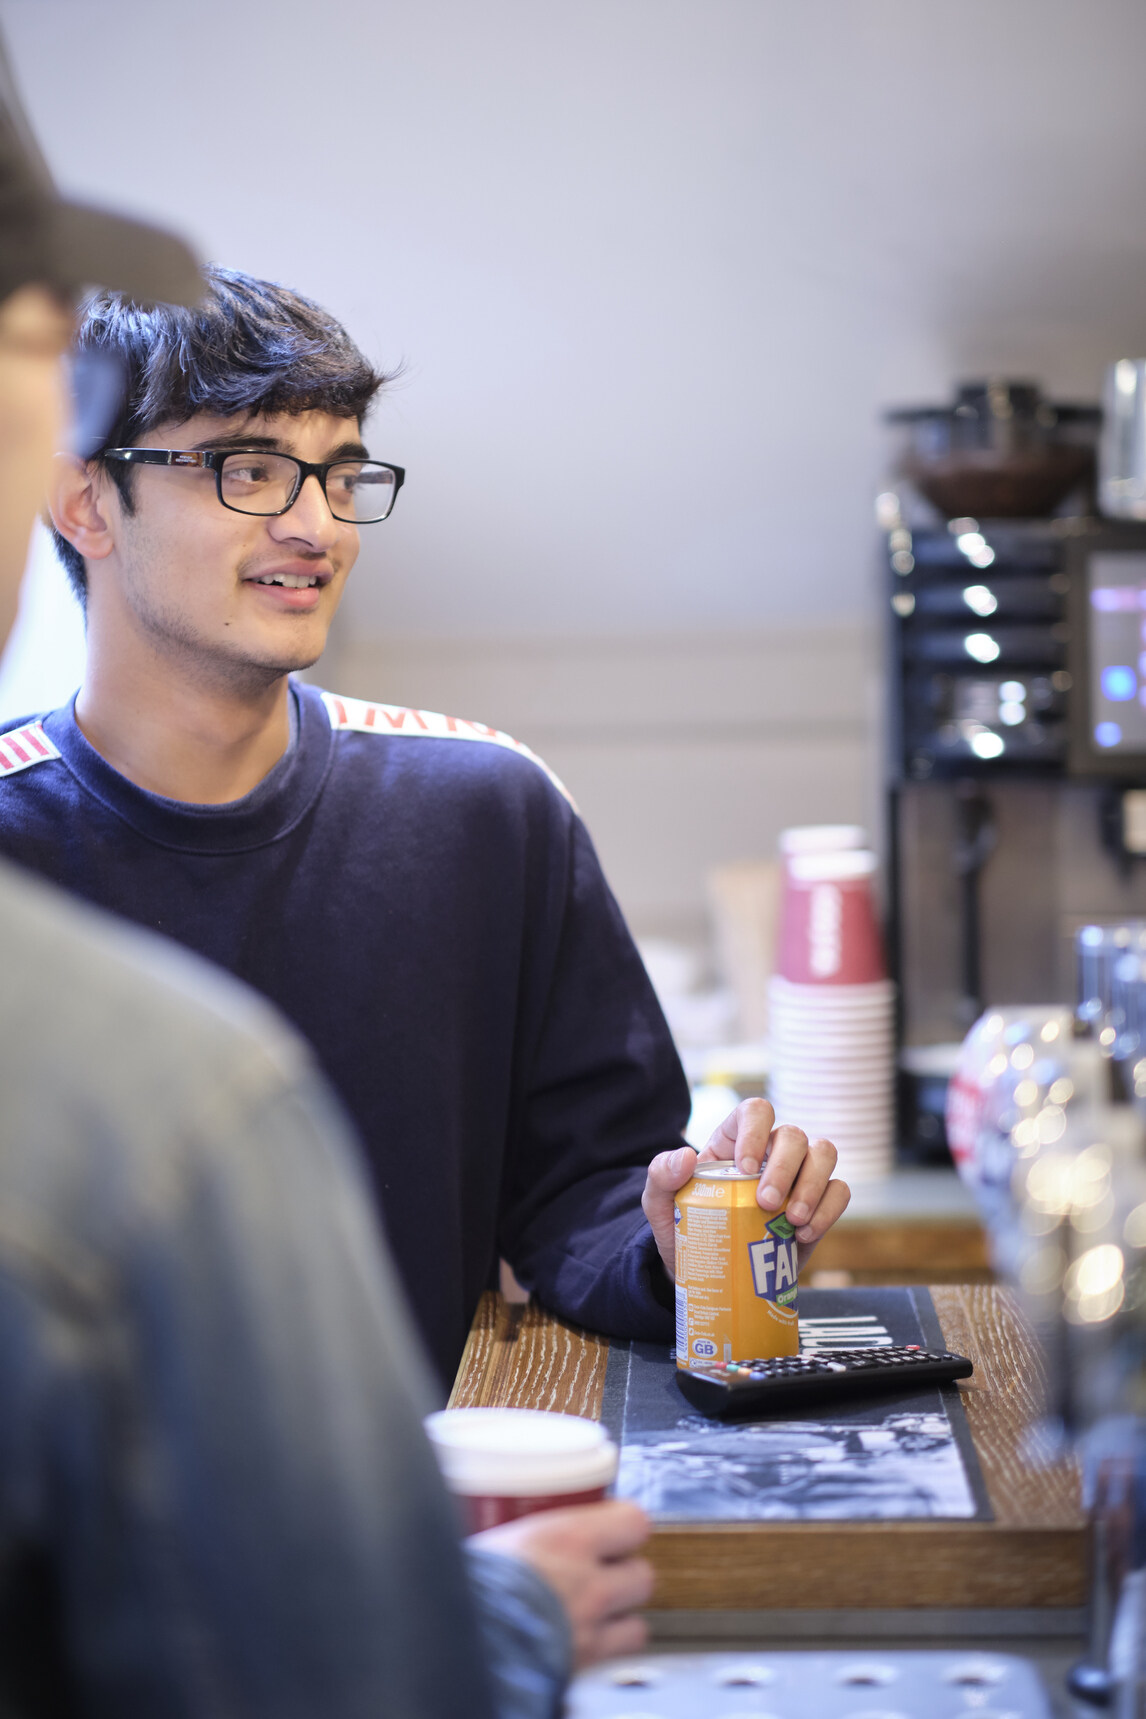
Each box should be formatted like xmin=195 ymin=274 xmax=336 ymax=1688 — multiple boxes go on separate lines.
xmin=0 ymin=684 xmax=686 ymax=1383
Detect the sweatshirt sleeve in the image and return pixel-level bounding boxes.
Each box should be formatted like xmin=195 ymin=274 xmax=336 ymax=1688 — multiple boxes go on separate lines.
xmin=464 ymin=1549 xmax=572 ymax=1719
xmin=499 ymin=813 xmax=689 ymax=1342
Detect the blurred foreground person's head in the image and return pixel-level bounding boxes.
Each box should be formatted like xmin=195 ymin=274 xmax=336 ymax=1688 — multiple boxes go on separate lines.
xmin=0 ymin=31 xmax=199 ymax=639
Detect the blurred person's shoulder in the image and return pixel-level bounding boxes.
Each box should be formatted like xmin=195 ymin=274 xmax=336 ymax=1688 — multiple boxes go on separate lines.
xmin=0 ymin=854 xmax=323 ymax=1169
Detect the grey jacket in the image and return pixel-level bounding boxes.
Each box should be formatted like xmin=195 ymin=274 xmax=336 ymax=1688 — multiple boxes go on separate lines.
xmin=0 ymin=858 xmax=568 ymax=1718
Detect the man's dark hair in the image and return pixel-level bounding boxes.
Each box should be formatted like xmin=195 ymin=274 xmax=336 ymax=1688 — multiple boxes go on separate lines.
xmin=53 ymin=265 xmax=388 ymax=603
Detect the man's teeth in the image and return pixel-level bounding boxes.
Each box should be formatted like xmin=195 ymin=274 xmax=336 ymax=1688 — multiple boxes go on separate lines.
xmin=255 ymin=574 xmax=318 ymax=588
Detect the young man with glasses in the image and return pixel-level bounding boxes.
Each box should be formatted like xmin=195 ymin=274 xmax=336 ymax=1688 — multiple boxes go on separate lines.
xmin=0 ymin=45 xmax=654 ymax=1718
xmin=1 ymin=266 xmax=849 ymax=1388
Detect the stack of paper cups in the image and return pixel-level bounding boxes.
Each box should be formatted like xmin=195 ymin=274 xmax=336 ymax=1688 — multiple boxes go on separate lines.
xmin=769 ymin=844 xmax=895 ymax=1183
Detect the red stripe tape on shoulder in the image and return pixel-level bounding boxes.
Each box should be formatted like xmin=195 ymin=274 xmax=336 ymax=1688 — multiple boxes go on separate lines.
xmin=320 ymin=692 xmax=576 ymax=809
xmin=0 ymin=722 xmax=61 ymax=778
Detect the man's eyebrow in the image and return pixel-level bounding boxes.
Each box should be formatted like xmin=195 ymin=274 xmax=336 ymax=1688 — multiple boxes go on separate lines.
xmin=189 ymin=434 xmax=283 ymax=452
xmin=188 ymin=433 xmax=371 ymax=461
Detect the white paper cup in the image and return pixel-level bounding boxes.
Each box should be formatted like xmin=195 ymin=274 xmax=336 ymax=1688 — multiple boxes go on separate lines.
xmin=425 ymin=1408 xmax=618 ymax=1532
xmin=771 ymin=1054 xmax=893 ymax=1069
xmin=771 ymin=1083 xmax=893 ymax=1101
xmin=770 ymin=1016 xmax=895 ymax=1032
xmin=770 ymin=976 xmax=896 ymax=1001
xmin=770 ymin=1078 xmax=893 ymax=1100
xmin=772 ymin=1012 xmax=894 ymax=1024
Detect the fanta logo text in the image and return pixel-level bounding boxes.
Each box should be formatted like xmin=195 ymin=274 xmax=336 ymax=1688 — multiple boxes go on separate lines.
xmin=690 ymin=1183 xmax=725 ymax=1197
xmin=321 ymin=691 xmax=575 ymax=808
xmin=748 ymin=1234 xmax=798 ymax=1301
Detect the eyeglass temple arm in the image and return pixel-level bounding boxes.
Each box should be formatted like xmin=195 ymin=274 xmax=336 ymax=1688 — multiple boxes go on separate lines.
xmin=103 ymin=448 xmax=211 ymax=469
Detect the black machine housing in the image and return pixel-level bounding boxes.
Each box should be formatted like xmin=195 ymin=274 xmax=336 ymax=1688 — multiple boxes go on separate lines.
xmin=887 ymin=515 xmax=1146 ymax=1160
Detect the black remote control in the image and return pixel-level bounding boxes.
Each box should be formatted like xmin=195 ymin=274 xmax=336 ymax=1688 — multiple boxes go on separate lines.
xmin=675 ymin=1345 xmax=974 ymax=1418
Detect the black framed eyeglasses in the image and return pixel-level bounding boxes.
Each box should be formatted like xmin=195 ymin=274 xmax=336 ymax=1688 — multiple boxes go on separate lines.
xmin=101 ymin=447 xmax=405 ymax=524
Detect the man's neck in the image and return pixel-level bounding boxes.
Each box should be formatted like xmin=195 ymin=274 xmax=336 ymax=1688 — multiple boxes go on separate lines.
xmin=75 ymin=651 xmax=294 ymax=805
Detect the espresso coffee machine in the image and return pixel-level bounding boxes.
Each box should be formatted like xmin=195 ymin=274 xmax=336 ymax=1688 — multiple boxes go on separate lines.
xmin=882 ymin=410 xmax=1146 ymax=1159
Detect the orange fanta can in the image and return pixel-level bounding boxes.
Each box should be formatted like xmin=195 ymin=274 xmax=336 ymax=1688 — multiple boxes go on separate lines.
xmin=674 ymin=1161 xmax=800 ymax=1370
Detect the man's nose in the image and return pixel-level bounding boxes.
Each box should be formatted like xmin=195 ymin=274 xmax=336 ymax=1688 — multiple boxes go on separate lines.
xmin=269 ymin=473 xmax=341 ymax=548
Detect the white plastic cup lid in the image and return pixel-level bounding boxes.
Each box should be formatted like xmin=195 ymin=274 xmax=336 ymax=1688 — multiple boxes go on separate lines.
xmin=787 ymin=849 xmax=878 ymax=884
xmin=779 ymin=824 xmax=868 ymax=856
xmin=424 ymin=1408 xmax=618 ymax=1496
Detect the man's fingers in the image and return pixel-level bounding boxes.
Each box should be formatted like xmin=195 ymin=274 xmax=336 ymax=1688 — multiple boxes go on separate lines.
xmin=778 ymin=1134 xmax=838 ymax=1227
xmin=586 ymin=1613 xmax=649 ymax=1667
xmin=469 ymin=1499 xmax=650 ymax=1567
xmin=643 ymin=1110 xmax=851 ymax=1280
xmin=589 ymin=1550 xmax=655 ymax=1618
xmin=676 ymin=1106 xmax=849 ymax=1242
xmin=570 ymin=1552 xmax=654 ymax=1670
xmin=492 ymin=1499 xmax=650 ymax=1565
xmin=642 ymin=1146 xmax=699 ymax=1280
xmin=475 ymin=1501 xmax=654 ymax=1673
xmin=562 ymin=1498 xmax=651 ymax=1562
xmin=695 ymin=1097 xmax=775 ymax=1173
xmin=754 ymin=1122 xmax=813 ymax=1209
xmin=644 ymin=1144 xmax=699 ymax=1195
xmin=794 ymin=1172 xmax=852 ymax=1257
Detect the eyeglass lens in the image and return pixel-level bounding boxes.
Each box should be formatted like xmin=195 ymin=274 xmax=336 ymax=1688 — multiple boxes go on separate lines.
xmin=219 ymin=452 xmax=397 ymax=522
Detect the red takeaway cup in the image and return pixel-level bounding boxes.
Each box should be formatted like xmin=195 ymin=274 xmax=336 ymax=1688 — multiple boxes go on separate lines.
xmin=424 ymin=1407 xmax=619 ymax=1533
xmin=776 ymin=850 xmax=887 ymax=987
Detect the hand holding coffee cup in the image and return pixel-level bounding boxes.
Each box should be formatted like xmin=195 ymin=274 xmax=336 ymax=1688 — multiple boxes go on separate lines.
xmin=425 ymin=1407 xmax=652 ymax=1670
xmin=473 ymin=1497 xmax=653 ymax=1669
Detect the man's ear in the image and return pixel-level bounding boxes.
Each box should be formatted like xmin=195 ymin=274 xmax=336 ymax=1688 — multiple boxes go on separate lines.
xmin=48 ymin=454 xmax=117 ymax=564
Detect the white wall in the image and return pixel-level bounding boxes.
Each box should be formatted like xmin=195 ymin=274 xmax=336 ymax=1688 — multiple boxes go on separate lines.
xmin=4 ymin=0 xmax=1146 ymax=639
xmin=3 ymin=0 xmax=1145 ymax=941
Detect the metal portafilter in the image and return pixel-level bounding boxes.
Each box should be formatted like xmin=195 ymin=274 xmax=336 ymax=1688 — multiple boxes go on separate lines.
xmin=1007 ymin=1033 xmax=1146 ymax=1712
xmin=949 ymin=977 xmax=1146 ymax=1713
xmin=1077 ymin=924 xmax=1146 ymax=1059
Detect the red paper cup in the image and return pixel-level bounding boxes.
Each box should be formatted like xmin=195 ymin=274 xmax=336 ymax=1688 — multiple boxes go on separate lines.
xmin=424 ymin=1408 xmax=619 ymax=1533
xmin=776 ymin=850 xmax=886 ymax=986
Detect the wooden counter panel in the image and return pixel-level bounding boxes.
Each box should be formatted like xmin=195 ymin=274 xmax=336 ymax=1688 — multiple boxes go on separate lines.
xmin=809 ymin=1218 xmax=991 ymax=1279
xmin=931 ymin=1284 xmax=1079 ymax=1531
xmin=649 ymin=1523 xmax=1083 ymax=1609
xmin=449 ymin=1286 xmax=1085 ymax=1609
xmin=449 ymin=1295 xmax=608 ymax=1419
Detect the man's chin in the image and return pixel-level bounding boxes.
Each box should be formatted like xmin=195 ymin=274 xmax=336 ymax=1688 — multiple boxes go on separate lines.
xmin=207 ymin=629 xmax=330 ymax=690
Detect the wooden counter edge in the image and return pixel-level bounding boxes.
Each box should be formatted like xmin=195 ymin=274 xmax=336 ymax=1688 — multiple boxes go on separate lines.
xmin=648 ymin=1521 xmax=1085 ymax=1610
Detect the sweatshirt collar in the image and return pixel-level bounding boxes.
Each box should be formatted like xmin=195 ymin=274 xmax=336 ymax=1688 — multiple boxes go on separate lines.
xmin=42 ymin=680 xmax=335 ymax=854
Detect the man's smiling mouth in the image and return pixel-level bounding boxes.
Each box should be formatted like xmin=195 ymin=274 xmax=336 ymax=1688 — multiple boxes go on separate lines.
xmin=252 ymin=573 xmax=321 ymax=589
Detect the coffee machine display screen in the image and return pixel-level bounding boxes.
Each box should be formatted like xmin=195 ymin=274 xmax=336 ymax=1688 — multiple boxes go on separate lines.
xmin=1086 ymin=551 xmax=1146 ymax=756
